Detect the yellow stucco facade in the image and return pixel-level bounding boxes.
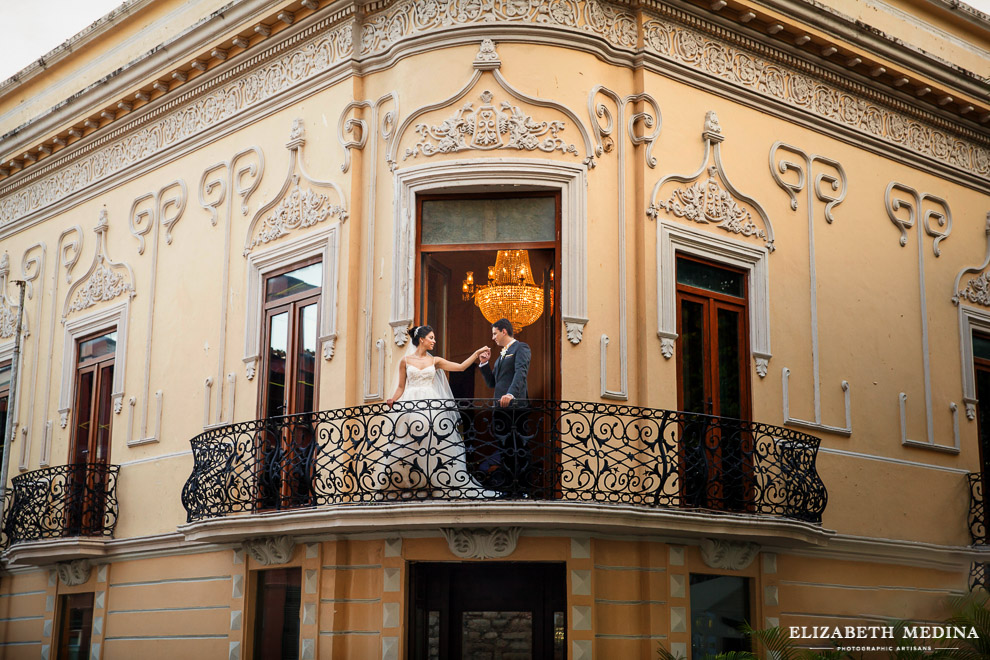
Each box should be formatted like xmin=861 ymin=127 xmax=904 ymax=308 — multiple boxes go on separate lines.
xmin=0 ymin=0 xmax=987 ymax=657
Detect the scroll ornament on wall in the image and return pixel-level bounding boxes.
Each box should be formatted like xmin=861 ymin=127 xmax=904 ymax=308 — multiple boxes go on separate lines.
xmin=953 ymin=213 xmax=990 ymax=309
xmin=885 ymin=182 xmax=959 ymax=452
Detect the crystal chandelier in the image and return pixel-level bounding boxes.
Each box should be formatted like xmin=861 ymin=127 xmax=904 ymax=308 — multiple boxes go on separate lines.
xmin=462 ymin=250 xmax=550 ymax=333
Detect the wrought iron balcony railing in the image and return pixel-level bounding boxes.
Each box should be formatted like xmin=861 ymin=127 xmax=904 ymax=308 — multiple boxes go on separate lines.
xmin=970 ymin=472 xmax=986 ymax=546
xmin=968 ymin=472 xmax=988 ymax=591
xmin=181 ymin=399 xmax=828 ymax=524
xmin=2 ymin=464 xmax=120 ymax=547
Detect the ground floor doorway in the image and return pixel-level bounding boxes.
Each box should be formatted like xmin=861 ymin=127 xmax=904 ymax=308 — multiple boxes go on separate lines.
xmin=408 ymin=562 xmax=567 ymax=660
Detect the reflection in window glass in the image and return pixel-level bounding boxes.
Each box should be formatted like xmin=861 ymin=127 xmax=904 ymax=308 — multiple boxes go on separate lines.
xmin=77 ymin=332 xmax=117 ymax=364
xmin=690 ymin=574 xmax=750 ymax=658
xmin=461 ymin=611 xmax=533 ymax=657
xmin=975 ymin=334 xmax=990 ymax=361
xmin=266 ymin=263 xmax=322 ymax=302
xmin=677 ymin=258 xmax=744 ymax=298
xmin=421 ymin=197 xmax=555 ymax=245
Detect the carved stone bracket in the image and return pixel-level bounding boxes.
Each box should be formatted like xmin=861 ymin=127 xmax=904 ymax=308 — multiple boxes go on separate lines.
xmin=242 ymin=535 xmax=296 ymax=566
xmin=699 ymin=538 xmax=759 ymax=570
xmin=62 ymin=211 xmax=136 ymax=320
xmin=648 ymin=111 xmax=774 ymax=252
xmin=564 ymin=320 xmax=586 ymax=345
xmin=57 ymin=559 xmax=92 ymax=586
xmin=441 ymin=527 xmax=521 ymax=559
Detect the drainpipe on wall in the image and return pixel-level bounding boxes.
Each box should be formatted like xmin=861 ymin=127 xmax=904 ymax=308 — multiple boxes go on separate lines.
xmin=0 ymin=280 xmax=27 ymax=536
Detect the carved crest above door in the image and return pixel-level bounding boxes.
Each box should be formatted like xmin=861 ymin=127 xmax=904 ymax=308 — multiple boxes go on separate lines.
xmin=387 ymin=39 xmax=595 ymax=170
xmin=648 ymin=111 xmax=774 ymax=252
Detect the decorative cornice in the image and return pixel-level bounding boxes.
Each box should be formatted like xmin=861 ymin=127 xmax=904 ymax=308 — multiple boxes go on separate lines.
xmin=641 ymin=9 xmax=989 ymax=182
xmin=0 ymin=17 xmax=354 ymax=227
xmin=0 ymin=0 xmax=987 ymax=233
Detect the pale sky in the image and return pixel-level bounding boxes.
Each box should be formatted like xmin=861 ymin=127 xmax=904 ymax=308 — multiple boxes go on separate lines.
xmin=0 ymin=0 xmax=988 ymax=84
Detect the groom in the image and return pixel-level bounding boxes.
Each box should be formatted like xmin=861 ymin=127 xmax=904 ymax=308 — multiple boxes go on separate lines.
xmin=478 ymin=318 xmax=533 ymax=497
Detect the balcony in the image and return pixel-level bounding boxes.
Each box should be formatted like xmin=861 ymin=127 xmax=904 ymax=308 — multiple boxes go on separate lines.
xmin=1 ymin=463 xmax=120 ymax=565
xmin=969 ymin=472 xmax=988 ymax=590
xmin=180 ymin=400 xmax=829 ymax=544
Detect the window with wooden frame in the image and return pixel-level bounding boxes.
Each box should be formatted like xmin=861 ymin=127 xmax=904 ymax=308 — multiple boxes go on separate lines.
xmin=0 ymin=362 xmax=9 ymax=475
xmin=56 ymin=592 xmax=95 ymax=660
xmin=675 ymin=256 xmax=753 ymax=513
xmin=258 ymin=259 xmax=322 ymax=510
xmin=70 ymin=331 xmax=117 ymax=467
xmin=68 ymin=330 xmax=116 ymax=536
xmin=973 ymin=332 xmax=990 ymax=538
xmin=251 ymin=567 xmax=302 ymax=660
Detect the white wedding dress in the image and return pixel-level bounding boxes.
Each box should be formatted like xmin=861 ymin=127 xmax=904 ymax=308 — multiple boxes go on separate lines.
xmin=379 ymin=361 xmax=494 ymax=497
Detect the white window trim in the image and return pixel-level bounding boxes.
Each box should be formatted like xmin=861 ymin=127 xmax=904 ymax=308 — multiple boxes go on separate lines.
xmin=389 ymin=158 xmax=589 ymax=346
xmin=657 ymin=220 xmax=772 ymax=378
xmin=0 ymin=340 xmax=26 ymax=469
xmin=958 ymin=304 xmax=990 ymax=424
xmin=58 ymin=301 xmax=130 ymax=430
xmin=242 ymin=223 xmax=342 ymax=381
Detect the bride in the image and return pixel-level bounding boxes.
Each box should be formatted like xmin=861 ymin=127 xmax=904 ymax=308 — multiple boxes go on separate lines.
xmin=381 ymin=325 xmax=494 ymax=497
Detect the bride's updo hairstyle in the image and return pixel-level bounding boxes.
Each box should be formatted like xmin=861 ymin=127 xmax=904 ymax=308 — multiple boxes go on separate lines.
xmin=409 ymin=325 xmax=434 ymax=347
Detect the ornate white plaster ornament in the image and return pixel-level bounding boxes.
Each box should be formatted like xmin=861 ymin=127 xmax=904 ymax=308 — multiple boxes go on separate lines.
xmin=56 ymin=559 xmax=92 ymax=586
xmin=565 ymin=321 xmax=585 ymax=345
xmin=640 ymin=12 xmax=987 ymax=182
xmin=360 ymin=1 xmax=637 ymax=58
xmin=392 ymin=325 xmax=409 ymax=347
xmin=323 ymin=335 xmax=337 ymax=360
xmin=242 ymin=535 xmax=296 ymax=566
xmin=699 ymin=539 xmax=759 ymax=570
xmin=657 ymin=166 xmax=767 ymax=242
xmin=404 ymin=89 xmax=579 ymax=161
xmin=387 ymin=40 xmax=595 ymax=170
xmin=129 ymin=180 xmax=187 ymax=254
xmin=441 ymin=527 xmax=522 ymax=559
xmin=885 ymin=182 xmax=959 ymax=452
xmin=128 ymin=180 xmax=186 ymax=446
xmin=588 ymin=86 xmax=662 ymax=399
xmin=770 ymin=143 xmax=851 ymax=433
xmin=0 ymin=22 xmax=352 ymax=227
xmin=953 ymin=215 xmax=990 ymax=308
xmin=63 ymin=212 xmax=136 ymax=319
xmin=0 ymin=253 xmax=22 ymax=339
xmin=245 ymin=120 xmax=348 ymax=256
xmin=648 ymin=112 xmax=774 ymax=252
xmin=755 ymin=357 xmax=768 ymax=378
xmin=952 ymin=213 xmax=990 ymax=424
xmin=660 ymin=337 xmax=675 ymax=359
xmin=957 ymin=273 xmax=990 ymax=307
xmin=200 ymin=146 xmax=264 ymax=426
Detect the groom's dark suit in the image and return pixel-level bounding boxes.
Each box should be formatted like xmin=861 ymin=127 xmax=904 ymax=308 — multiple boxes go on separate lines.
xmin=479 ymin=340 xmax=532 ymax=497
xmin=479 ymin=340 xmax=531 ymax=402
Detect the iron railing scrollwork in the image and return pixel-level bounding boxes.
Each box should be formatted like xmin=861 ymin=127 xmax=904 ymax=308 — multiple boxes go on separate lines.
xmin=2 ymin=463 xmax=120 ymax=547
xmin=968 ymin=472 xmax=988 ymax=592
xmin=181 ymin=399 xmax=828 ymax=524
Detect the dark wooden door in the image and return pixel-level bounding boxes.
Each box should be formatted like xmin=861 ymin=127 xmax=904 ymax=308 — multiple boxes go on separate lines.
xmin=675 ymin=256 xmax=752 ymax=512
xmin=409 ymin=562 xmax=566 ymax=660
